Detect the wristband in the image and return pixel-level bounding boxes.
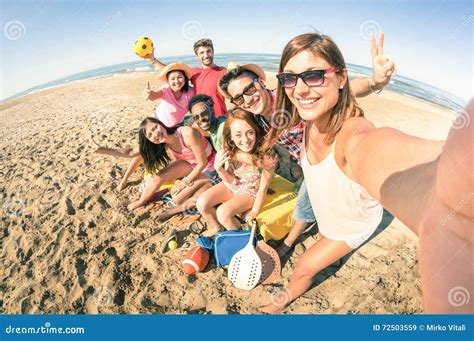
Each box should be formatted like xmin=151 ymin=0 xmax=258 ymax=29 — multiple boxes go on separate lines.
xmin=183 ymin=178 xmax=194 ymax=187
xmin=368 ymin=79 xmax=383 ymax=94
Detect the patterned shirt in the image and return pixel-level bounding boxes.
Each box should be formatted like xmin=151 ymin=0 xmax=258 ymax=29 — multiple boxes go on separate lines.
xmin=255 ymin=90 xmax=304 ymax=162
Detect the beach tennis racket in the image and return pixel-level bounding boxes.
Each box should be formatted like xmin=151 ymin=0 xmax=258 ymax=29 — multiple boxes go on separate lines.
xmin=227 ymin=219 xmax=262 ymax=290
xmin=255 ymin=240 xmax=281 ymax=285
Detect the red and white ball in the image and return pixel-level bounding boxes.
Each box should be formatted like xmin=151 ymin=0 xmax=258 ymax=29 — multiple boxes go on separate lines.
xmin=182 ymin=246 xmax=209 ymax=275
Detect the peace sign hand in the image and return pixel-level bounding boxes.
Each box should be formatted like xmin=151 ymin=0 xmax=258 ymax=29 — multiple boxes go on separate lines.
xmin=214 ymin=148 xmax=231 ymax=171
xmin=143 ymin=81 xmax=153 ymax=100
xmin=370 ymin=32 xmax=396 ymax=89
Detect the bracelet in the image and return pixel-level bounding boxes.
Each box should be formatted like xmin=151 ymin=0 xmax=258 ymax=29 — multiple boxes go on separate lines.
xmin=368 ymin=79 xmax=383 ymax=94
xmin=182 ymin=178 xmax=194 ymax=187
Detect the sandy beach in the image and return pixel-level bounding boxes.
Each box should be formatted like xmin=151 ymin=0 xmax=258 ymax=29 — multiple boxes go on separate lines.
xmin=0 ymin=71 xmax=454 ymax=314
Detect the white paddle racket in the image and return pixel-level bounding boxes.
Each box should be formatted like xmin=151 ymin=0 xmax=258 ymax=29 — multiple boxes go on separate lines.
xmin=227 ymin=219 xmax=262 ymax=290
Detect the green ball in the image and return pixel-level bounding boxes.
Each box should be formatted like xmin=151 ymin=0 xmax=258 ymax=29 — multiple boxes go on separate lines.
xmin=168 ymin=240 xmax=178 ymax=250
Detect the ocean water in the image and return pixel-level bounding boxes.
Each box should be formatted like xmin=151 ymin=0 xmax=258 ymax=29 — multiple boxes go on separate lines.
xmin=3 ymin=53 xmax=465 ymax=114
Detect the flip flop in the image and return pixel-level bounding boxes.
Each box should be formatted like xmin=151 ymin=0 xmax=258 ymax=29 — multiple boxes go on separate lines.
xmin=160 ymin=228 xmax=177 ymax=253
xmin=189 ymin=220 xmax=206 ymax=234
xmin=178 ymin=241 xmax=192 ymax=258
xmin=255 ymin=240 xmax=281 ymax=285
xmin=179 ymin=213 xmax=201 ymax=224
xmin=167 ymin=215 xmax=183 ymax=225
xmin=183 ymin=207 xmax=199 ymax=215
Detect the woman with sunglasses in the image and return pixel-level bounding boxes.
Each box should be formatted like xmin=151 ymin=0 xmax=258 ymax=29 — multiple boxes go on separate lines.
xmin=259 ymin=32 xmax=473 ymax=314
xmin=219 ymin=49 xmax=395 ymax=257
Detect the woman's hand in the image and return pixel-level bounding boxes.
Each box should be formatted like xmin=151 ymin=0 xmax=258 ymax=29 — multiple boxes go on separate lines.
xmin=143 ymin=81 xmax=156 ymax=101
xmin=214 ymin=148 xmax=231 ymax=170
xmin=170 ymin=179 xmax=186 ymax=197
xmin=143 ymin=48 xmax=156 ymax=61
xmin=90 ymin=136 xmax=107 ymax=154
xmin=370 ymin=32 xmax=396 ymax=90
xmin=244 ymin=210 xmax=258 ymax=223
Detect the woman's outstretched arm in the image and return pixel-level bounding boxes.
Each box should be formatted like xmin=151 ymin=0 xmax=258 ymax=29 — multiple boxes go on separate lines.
xmin=91 ymin=137 xmax=140 ymax=158
xmin=342 ymin=101 xmax=473 ymax=313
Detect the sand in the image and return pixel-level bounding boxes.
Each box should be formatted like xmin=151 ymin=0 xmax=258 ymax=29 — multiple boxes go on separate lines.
xmin=0 ymin=71 xmax=454 ymax=314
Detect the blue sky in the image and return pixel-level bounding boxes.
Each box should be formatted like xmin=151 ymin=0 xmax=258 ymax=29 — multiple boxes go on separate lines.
xmin=1 ymin=0 xmax=472 ymax=102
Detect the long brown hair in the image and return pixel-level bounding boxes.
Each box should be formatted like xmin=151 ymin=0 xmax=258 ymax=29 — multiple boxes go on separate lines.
xmin=138 ymin=117 xmax=176 ymax=172
xmin=266 ymin=33 xmax=364 ymax=146
xmin=223 ymin=108 xmax=277 ymax=167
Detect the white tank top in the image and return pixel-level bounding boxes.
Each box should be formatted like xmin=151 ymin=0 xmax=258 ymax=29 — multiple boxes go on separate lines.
xmin=301 ymin=131 xmax=383 ymax=242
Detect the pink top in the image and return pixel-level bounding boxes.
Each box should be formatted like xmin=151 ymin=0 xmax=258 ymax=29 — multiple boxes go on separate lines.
xmin=171 ymin=127 xmax=215 ymax=172
xmin=154 ymin=85 xmax=195 ymax=128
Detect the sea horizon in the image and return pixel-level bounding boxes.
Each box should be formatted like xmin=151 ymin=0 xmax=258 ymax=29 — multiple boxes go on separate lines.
xmin=1 ymin=53 xmax=466 ymax=114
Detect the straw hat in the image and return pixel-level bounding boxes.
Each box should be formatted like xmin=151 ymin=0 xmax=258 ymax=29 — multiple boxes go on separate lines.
xmin=219 ymin=62 xmax=266 ymax=99
xmin=158 ymin=62 xmax=193 ymax=82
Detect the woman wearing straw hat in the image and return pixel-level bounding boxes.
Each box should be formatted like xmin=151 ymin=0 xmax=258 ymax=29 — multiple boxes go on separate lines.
xmin=93 ymin=62 xmax=196 ymax=193
xmin=146 ymin=62 xmax=195 ymax=129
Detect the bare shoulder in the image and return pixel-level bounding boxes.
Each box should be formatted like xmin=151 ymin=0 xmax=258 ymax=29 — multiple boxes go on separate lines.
xmin=338 ymin=116 xmax=376 ymax=148
xmin=341 ymin=116 xmax=376 ymax=136
xmin=181 ymin=126 xmax=200 ymax=139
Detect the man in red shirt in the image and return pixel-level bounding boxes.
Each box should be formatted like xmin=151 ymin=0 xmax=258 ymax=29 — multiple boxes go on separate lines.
xmin=146 ymin=39 xmax=227 ymax=117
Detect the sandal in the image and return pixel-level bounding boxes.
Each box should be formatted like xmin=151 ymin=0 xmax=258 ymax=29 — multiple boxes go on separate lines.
xmin=160 ymin=228 xmax=177 ymax=253
xmin=189 ymin=220 xmax=206 ymax=234
xmin=180 ymin=213 xmax=201 ymax=224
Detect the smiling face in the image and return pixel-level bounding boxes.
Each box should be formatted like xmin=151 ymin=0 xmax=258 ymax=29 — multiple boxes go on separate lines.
xmin=191 ymin=101 xmax=216 ymax=131
xmin=145 ymin=121 xmax=167 ymax=144
xmin=282 ymin=50 xmax=347 ymax=123
xmin=195 ymin=46 xmax=214 ymax=67
xmin=230 ymin=119 xmax=257 ymax=153
xmin=167 ymin=70 xmax=186 ymax=92
xmin=227 ymin=74 xmax=270 ymax=116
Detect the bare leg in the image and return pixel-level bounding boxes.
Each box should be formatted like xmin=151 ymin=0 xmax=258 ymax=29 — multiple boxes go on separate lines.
xmin=196 ymin=182 xmax=233 ymax=237
xmin=117 ymin=155 xmax=143 ymax=192
xmin=216 ymin=195 xmax=254 ymax=230
xmin=276 ymin=220 xmax=310 ymax=257
xmin=259 ymin=235 xmax=352 ymax=314
xmin=172 ymin=177 xmax=209 ymax=205
xmin=127 ymin=159 xmax=192 ymax=211
xmin=277 ymin=180 xmax=317 ymax=257
xmin=156 ymin=182 xmax=212 ymax=221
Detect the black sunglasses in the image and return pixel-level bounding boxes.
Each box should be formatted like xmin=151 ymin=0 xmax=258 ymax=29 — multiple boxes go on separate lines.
xmin=193 ymin=107 xmax=212 ymax=120
xmin=276 ymin=67 xmax=340 ymax=88
xmin=230 ymin=78 xmax=259 ymax=106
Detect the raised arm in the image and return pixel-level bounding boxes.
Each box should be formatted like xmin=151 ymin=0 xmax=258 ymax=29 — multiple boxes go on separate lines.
xmin=349 ymin=32 xmax=396 ymax=97
xmin=169 ymin=127 xmax=208 ymax=198
xmin=245 ymin=165 xmax=274 ymax=222
xmin=143 ymin=81 xmax=163 ymax=101
xmin=144 ymin=48 xmax=167 ymax=72
xmin=214 ymin=148 xmax=235 ymax=184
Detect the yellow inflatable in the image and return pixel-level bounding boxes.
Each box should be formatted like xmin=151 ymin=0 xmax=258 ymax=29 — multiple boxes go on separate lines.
xmin=145 ymin=167 xmax=296 ymax=241
xmin=256 ymin=175 xmax=297 ymax=241
xmin=143 ymin=168 xmax=173 ymax=190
